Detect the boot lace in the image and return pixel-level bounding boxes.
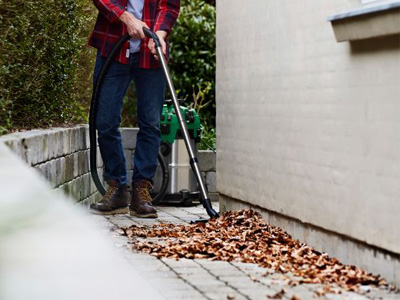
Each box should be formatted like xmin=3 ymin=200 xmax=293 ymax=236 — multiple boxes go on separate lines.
xmin=137 ymin=182 xmax=153 ymax=203
xmin=102 ymin=186 xmax=118 ymax=201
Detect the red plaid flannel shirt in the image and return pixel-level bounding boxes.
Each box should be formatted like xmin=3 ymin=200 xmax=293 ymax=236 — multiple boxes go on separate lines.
xmin=89 ymin=0 xmax=180 ymax=68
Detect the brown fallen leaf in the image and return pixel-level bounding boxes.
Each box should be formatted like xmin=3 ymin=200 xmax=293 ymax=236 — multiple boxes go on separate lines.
xmin=120 ymin=210 xmax=388 ymax=292
xmin=267 ymin=289 xmax=285 ymax=299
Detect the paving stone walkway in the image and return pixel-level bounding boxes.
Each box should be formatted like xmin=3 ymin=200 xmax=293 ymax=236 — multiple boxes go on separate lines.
xmin=89 ymin=204 xmax=399 ymax=300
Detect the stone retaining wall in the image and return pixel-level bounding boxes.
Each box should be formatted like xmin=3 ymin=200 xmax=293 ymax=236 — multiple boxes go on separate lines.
xmin=0 ymin=126 xmax=103 ymax=206
xmin=0 ymin=125 xmax=218 ymax=205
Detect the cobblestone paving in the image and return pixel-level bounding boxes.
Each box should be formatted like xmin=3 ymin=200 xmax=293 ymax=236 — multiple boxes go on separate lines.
xmin=89 ymin=204 xmax=399 ymax=300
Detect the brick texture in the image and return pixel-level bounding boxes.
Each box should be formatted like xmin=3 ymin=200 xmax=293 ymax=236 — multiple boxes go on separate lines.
xmin=216 ymin=0 xmax=400 ymax=257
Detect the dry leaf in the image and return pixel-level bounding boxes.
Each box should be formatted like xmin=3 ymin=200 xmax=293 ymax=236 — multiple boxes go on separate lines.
xmin=268 ymin=289 xmax=285 ymax=299
xmin=120 ymin=210 xmax=387 ymax=292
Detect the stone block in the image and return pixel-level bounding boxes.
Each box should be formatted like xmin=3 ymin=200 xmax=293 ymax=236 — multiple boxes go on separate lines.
xmin=55 ymin=157 xmax=66 ymax=187
xmin=39 ymin=133 xmax=50 ymax=164
xmin=64 ymin=154 xmax=75 ymax=182
xmin=75 ymin=126 xmax=84 ymax=151
xmin=86 ymin=150 xmax=90 ymax=174
xmin=10 ymin=132 xmax=37 ymax=165
xmin=80 ymin=174 xmax=88 ymax=200
xmin=47 ymin=130 xmax=59 ymax=160
xmin=198 ymin=150 xmax=216 ymax=172
xmin=52 ymin=130 xmax=63 ymax=159
xmin=21 ymin=132 xmax=49 ymax=165
xmin=33 ymin=164 xmax=44 ymax=179
xmin=70 ymin=127 xmax=81 ymax=153
xmin=88 ymin=193 xmax=98 ymax=205
xmin=55 ymin=131 xmax=67 ymax=157
xmin=35 ymin=162 xmax=51 ymax=181
xmin=69 ymin=128 xmax=77 ymax=153
xmin=1 ymin=138 xmax=25 ymax=161
xmin=206 ymin=171 xmax=217 ymax=193
xmin=90 ymin=173 xmax=97 ymax=194
xmin=121 ymin=128 xmax=139 ymax=150
xmin=201 ymin=171 xmax=206 ymax=183
xmin=55 ymin=183 xmax=64 ymax=196
xmin=62 ymin=180 xmax=73 ymax=197
xmin=49 ymin=159 xmax=58 ymax=188
xmin=94 ymin=191 xmax=102 ymax=202
xmin=78 ymin=151 xmax=89 ymax=176
xmin=48 ymin=159 xmax=57 ymax=188
xmin=97 ymin=147 xmax=103 ymax=168
xmin=70 ymin=176 xmax=82 ymax=201
xmin=82 ymin=173 xmax=92 ymax=200
xmin=124 ymin=149 xmax=133 ymax=170
xmin=127 ymin=170 xmax=133 ymax=186
xmin=84 ymin=126 xmax=90 ymax=150
xmin=80 ymin=126 xmax=89 ymax=150
xmin=73 ymin=152 xmax=79 ymax=178
xmin=62 ymin=128 xmax=71 ymax=156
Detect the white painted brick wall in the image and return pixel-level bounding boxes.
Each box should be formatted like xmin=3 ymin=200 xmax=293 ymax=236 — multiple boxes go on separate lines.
xmin=217 ymin=0 xmax=400 ymax=254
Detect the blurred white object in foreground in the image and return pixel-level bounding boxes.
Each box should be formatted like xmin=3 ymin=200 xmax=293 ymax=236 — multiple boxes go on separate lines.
xmin=0 ymin=142 xmax=165 ymax=300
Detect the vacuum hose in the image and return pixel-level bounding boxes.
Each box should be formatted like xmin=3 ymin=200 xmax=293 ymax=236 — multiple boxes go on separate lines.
xmin=89 ymin=33 xmax=168 ymax=202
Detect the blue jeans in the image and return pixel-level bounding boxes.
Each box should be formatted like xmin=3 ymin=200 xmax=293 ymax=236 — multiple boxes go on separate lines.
xmin=93 ymin=51 xmax=166 ymax=187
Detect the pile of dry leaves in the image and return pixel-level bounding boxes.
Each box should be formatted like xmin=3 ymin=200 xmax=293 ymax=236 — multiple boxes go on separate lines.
xmin=121 ymin=210 xmax=387 ymax=291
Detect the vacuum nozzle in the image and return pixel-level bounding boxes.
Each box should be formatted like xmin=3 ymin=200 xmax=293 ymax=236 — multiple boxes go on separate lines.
xmin=203 ymin=198 xmax=220 ymax=218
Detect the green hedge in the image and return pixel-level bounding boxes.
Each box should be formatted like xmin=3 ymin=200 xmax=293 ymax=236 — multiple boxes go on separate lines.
xmin=169 ymin=0 xmax=216 ymax=127
xmin=0 ymin=0 xmax=95 ymax=134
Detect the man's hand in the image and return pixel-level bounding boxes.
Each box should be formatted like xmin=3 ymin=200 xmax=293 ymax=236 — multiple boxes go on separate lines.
xmin=148 ymin=30 xmax=167 ymax=61
xmin=119 ymin=11 xmax=148 ymax=39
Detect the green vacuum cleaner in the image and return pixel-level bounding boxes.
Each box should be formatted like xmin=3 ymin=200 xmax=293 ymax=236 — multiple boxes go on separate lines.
xmin=152 ymin=99 xmax=202 ymax=206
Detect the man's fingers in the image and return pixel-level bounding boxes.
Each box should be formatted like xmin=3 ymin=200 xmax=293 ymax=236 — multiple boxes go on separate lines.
xmin=148 ymin=40 xmax=156 ymax=54
xmin=138 ymin=29 xmax=145 ymax=39
xmin=161 ymin=41 xmax=167 ymax=56
xmin=148 ymin=31 xmax=167 ymax=61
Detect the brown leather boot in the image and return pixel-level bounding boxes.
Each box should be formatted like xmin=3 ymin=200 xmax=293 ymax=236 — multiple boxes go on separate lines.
xmin=90 ymin=180 xmax=129 ymax=215
xmin=130 ymin=179 xmax=158 ymax=218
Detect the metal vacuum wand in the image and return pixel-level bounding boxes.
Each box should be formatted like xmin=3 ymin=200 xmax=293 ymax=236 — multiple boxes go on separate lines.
xmin=143 ymin=28 xmax=219 ymax=219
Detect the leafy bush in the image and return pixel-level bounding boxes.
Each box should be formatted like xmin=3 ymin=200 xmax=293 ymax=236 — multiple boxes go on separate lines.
xmin=0 ymin=0 xmax=96 ymax=133
xmin=168 ymin=0 xmax=216 ymax=127
xmin=200 ymin=125 xmax=216 ymax=151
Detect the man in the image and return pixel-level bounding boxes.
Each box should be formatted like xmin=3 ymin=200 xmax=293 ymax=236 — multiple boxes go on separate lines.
xmin=88 ymin=0 xmax=180 ymax=218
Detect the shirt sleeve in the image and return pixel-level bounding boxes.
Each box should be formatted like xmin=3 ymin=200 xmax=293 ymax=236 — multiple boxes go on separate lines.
xmin=153 ymin=0 xmax=180 ymax=35
xmin=93 ymin=0 xmax=125 ymax=23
